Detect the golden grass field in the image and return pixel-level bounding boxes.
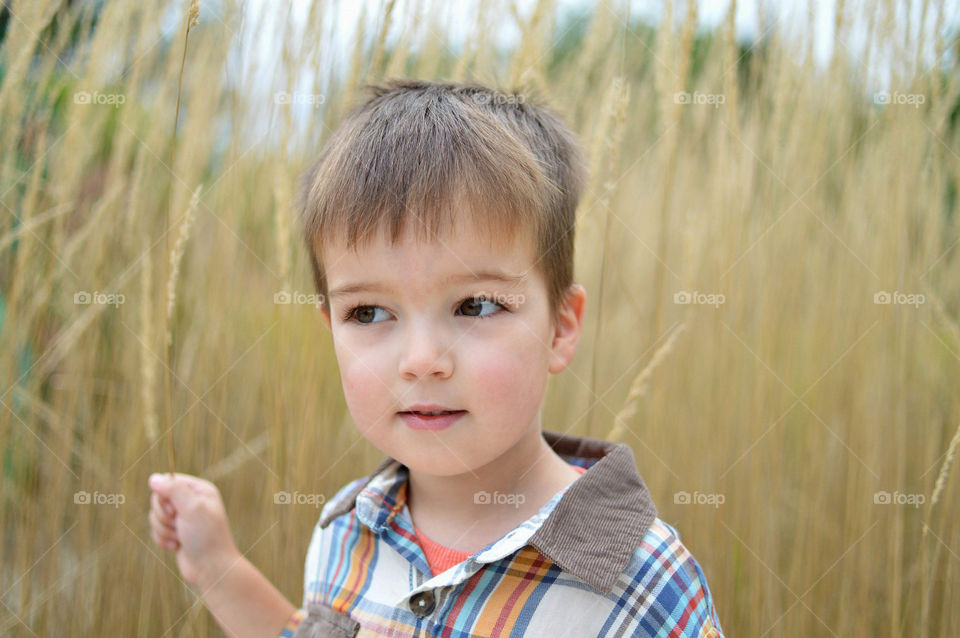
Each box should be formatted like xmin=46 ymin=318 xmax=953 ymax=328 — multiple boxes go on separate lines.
xmin=1 ymin=0 xmax=959 ymax=635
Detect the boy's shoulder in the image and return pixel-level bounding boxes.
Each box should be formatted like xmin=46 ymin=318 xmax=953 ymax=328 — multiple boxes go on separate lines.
xmin=620 ymin=516 xmax=725 ymax=637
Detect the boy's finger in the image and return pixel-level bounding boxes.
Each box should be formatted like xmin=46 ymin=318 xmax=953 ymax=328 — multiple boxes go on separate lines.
xmin=151 ymin=491 xmax=176 ymax=520
xmin=158 ymin=491 xmax=176 ymax=517
xmin=150 ymin=514 xmax=179 ymax=542
xmin=149 ymin=507 xmax=176 ymax=534
xmin=151 ymin=527 xmax=179 ymax=551
xmin=149 ymin=472 xmax=212 ymax=504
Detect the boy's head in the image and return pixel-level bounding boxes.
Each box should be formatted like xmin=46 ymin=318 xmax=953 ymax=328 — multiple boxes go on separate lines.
xmin=297 ymin=79 xmax=589 ymax=476
xmin=299 ymin=79 xmax=587 ymax=330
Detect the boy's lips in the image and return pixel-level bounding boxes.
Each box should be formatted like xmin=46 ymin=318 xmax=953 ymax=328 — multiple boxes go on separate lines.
xmin=399 ymin=403 xmax=462 ymax=415
xmin=398 ymin=409 xmax=467 ymax=431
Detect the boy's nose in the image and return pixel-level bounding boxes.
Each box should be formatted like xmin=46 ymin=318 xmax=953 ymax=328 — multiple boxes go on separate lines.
xmin=397 ymin=324 xmax=454 ymax=380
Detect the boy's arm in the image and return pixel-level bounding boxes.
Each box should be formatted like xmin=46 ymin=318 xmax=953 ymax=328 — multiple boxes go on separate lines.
xmin=194 ymin=554 xmax=299 ymax=638
xmin=147 ymin=473 xmax=301 ymax=638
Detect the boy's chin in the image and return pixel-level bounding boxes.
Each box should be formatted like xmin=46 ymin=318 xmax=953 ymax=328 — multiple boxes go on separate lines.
xmin=399 ymin=451 xmax=490 ymax=479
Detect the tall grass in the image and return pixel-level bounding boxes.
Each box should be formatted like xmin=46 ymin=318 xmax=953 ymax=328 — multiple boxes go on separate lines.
xmin=1 ymin=0 xmax=959 ymax=635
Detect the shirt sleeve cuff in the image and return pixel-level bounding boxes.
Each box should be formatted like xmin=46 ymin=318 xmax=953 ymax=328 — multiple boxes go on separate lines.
xmin=278 ymin=607 xmax=307 ymax=637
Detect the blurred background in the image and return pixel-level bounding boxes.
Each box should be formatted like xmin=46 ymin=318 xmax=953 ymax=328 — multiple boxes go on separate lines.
xmin=2 ymin=0 xmax=960 ymax=635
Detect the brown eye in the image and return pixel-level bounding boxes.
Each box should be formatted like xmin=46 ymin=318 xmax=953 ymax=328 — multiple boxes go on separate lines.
xmin=458 ymin=296 xmax=502 ymax=318
xmin=346 ymin=305 xmax=389 ymax=324
xmin=355 ymin=307 xmax=376 ymax=323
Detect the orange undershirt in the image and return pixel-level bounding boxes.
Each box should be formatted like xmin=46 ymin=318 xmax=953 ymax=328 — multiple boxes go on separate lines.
xmin=412 ymin=464 xmax=589 ymax=577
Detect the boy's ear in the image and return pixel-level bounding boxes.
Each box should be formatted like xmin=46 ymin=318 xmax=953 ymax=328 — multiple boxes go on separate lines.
xmin=548 ymin=284 xmax=586 ymax=374
xmin=320 ymin=305 xmax=331 ymax=331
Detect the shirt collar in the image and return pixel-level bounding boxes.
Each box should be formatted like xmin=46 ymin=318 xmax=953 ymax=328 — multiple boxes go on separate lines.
xmin=317 ymin=429 xmax=658 ymax=594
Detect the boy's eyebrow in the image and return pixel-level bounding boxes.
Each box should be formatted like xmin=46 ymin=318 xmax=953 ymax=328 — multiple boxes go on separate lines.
xmin=328 ymin=270 xmax=526 ymax=299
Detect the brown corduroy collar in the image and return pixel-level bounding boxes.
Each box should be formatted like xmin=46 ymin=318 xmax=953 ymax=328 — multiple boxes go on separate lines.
xmin=317 ymin=429 xmax=658 ymax=594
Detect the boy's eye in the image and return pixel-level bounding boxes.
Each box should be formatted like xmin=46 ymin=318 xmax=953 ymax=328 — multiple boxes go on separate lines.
xmin=347 ymin=306 xmax=390 ymax=324
xmin=343 ymin=296 xmax=507 ymax=325
xmin=458 ymin=296 xmax=504 ymax=318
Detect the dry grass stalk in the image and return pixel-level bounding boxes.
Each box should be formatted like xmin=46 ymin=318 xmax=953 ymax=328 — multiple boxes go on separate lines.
xmin=385 ymin=1 xmax=421 ymax=79
xmin=585 ymin=75 xmax=630 ymax=433
xmin=607 ymin=322 xmax=686 ymax=443
xmin=0 ymin=203 xmax=71 ymax=253
xmin=342 ymin=3 xmax=370 ymax=109
xmin=507 ymin=0 xmax=555 ymax=91
xmin=928 ymin=420 xmax=960 ymax=513
xmin=166 ymin=184 xmax=200 ymax=345
xmin=369 ymin=0 xmax=398 ymax=80
xmin=649 ymin=0 xmax=697 ymax=339
xmin=203 ymin=432 xmax=271 ymax=482
xmin=921 ymin=418 xmax=960 ymax=636
xmin=453 ymin=2 xmax=482 ymax=82
xmin=273 ymin=172 xmax=292 ymax=292
xmin=721 ymin=0 xmax=740 ymax=137
xmin=162 ymin=0 xmax=201 ymax=475
xmin=140 ymin=235 xmax=158 ymax=444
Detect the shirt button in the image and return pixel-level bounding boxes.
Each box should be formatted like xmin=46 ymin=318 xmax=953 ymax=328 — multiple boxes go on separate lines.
xmin=409 ymin=590 xmax=436 ymax=616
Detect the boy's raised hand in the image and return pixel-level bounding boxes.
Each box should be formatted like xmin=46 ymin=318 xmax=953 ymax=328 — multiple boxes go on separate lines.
xmin=147 ymin=472 xmax=241 ymax=591
xmin=147 ymin=473 xmax=298 ymax=637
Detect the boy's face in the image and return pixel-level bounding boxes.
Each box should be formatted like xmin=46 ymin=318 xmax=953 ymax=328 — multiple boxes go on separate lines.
xmin=318 ymin=215 xmax=585 ymax=478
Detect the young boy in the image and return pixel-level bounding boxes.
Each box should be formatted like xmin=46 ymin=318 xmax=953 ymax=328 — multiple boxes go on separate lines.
xmin=148 ymin=79 xmax=724 ymax=637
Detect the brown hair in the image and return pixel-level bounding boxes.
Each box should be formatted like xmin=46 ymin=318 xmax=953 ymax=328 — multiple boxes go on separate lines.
xmin=298 ymin=79 xmax=587 ymax=326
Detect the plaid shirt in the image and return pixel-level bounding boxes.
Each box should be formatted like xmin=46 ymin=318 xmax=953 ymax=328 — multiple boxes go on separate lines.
xmin=279 ymin=430 xmax=724 ymax=637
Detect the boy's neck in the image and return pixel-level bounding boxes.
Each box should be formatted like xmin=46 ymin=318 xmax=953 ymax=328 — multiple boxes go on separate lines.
xmin=404 ymin=427 xmax=581 ymax=552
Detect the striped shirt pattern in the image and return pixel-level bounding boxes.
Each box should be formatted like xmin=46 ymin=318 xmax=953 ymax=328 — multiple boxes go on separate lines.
xmin=279 ymin=430 xmax=724 ymax=637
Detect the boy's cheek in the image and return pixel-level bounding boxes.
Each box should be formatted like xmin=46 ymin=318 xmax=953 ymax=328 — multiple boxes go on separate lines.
xmin=340 ymin=359 xmax=385 ymax=400
xmin=468 ymin=349 xmax=546 ymax=414
xmin=340 ymin=372 xmax=389 ymax=431
xmin=331 ymin=334 xmax=385 ymax=376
